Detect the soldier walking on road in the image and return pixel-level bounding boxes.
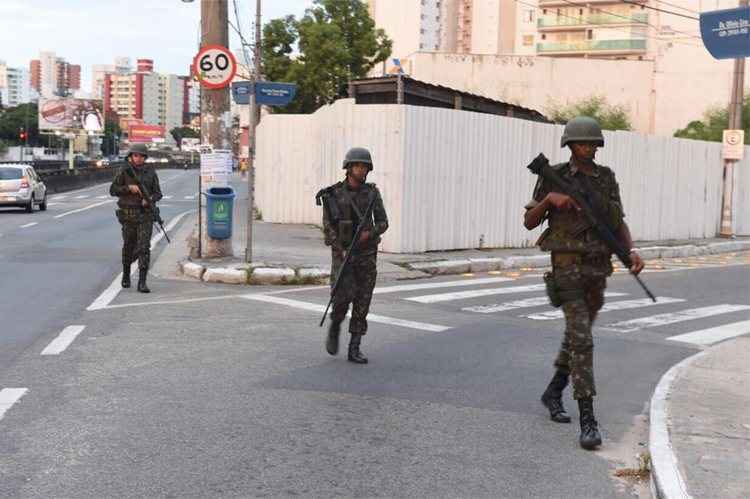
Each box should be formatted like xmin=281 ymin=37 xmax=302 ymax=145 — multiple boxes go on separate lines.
xmin=109 ymin=143 xmax=163 ymax=293
xmin=317 ymin=147 xmax=389 ymax=364
xmin=524 ymin=117 xmax=645 ymax=450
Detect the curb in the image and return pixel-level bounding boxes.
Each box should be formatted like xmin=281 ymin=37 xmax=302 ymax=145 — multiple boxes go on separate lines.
xmin=177 ymin=240 xmax=749 ymax=285
xmin=178 ymin=260 xmax=330 ymax=286
xmin=649 ymin=351 xmax=705 ymax=499
xmin=404 ymin=241 xmax=750 ymax=276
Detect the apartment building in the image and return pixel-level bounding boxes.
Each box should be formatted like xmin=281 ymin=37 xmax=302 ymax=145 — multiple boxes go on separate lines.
xmin=29 ymin=51 xmax=81 ymax=97
xmin=0 ymin=61 xmax=32 ymax=107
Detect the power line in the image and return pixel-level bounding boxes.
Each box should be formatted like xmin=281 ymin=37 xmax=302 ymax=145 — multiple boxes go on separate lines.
xmin=620 ymin=0 xmax=700 ymax=21
xmin=557 ymin=0 xmax=701 ymax=39
xmin=514 ymin=0 xmax=702 ymax=48
xmin=650 ymin=0 xmax=699 ymax=15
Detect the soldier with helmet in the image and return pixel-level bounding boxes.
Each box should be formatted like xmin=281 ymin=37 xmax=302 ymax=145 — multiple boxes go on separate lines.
xmin=109 ymin=143 xmax=163 ymax=293
xmin=524 ymin=116 xmax=645 ymax=450
xmin=317 ymin=147 xmax=389 ymax=364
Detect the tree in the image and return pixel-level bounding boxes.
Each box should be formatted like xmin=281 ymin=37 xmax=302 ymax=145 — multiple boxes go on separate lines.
xmin=170 ymin=126 xmax=200 ymax=147
xmin=262 ymin=0 xmax=392 ymax=114
xmin=101 ymin=112 xmax=122 ymax=157
xmin=0 ymin=103 xmax=40 ymax=146
xmin=0 ymin=139 xmax=7 ymax=156
xmin=674 ymin=95 xmax=750 ymax=144
xmin=548 ymin=96 xmax=632 ymax=131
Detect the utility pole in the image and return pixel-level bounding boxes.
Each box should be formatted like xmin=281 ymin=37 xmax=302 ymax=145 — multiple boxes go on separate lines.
xmin=200 ymin=0 xmax=233 ymax=257
xmin=245 ymin=0 xmax=261 ymax=263
xmin=719 ymin=0 xmax=748 ymax=238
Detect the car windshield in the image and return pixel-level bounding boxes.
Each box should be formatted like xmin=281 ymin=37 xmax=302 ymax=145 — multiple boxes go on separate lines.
xmin=0 ymin=168 xmax=23 ymax=180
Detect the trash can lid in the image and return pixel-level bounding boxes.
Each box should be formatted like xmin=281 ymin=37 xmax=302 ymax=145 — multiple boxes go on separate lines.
xmin=207 ymin=186 xmax=234 ymax=195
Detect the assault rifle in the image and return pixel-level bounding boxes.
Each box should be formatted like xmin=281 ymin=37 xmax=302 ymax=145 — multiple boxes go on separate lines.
xmin=124 ymin=164 xmax=170 ymax=243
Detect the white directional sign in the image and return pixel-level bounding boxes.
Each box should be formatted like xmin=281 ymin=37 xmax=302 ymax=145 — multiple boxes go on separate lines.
xmin=192 ymin=45 xmax=237 ymax=90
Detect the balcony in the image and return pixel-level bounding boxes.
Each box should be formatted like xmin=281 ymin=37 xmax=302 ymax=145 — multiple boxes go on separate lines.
xmin=540 ymin=0 xmax=645 ymax=5
xmin=538 ymin=12 xmax=647 ymax=30
xmin=537 ymin=38 xmax=647 ymax=55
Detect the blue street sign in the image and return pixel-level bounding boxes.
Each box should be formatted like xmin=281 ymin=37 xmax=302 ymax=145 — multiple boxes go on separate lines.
xmin=231 ymin=81 xmax=253 ymax=105
xmin=255 ymin=82 xmax=297 ymax=106
xmin=699 ymin=6 xmax=750 ymax=60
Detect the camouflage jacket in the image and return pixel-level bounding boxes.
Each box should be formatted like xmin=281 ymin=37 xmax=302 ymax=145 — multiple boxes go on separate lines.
xmin=525 ymin=161 xmax=625 ymax=254
xmin=109 ymin=165 xmax=163 ymax=209
xmin=321 ymin=180 xmax=388 ymax=255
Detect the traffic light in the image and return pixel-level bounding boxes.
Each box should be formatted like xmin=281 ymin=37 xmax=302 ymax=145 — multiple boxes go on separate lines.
xmin=19 ymin=129 xmax=26 ymax=141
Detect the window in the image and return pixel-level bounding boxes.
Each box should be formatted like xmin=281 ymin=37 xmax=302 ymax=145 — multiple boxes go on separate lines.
xmin=541 ymin=34 xmax=547 ymax=40
xmin=523 ymin=35 xmax=534 ymax=46
xmin=524 ymin=9 xmax=534 ymax=22
xmin=587 ymin=30 xmax=593 ymax=40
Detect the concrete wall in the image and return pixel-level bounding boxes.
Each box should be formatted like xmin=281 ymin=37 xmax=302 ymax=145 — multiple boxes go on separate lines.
xmin=256 ymin=100 xmax=748 ymax=253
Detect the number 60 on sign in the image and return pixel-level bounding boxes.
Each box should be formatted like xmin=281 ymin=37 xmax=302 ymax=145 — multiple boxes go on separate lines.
xmin=193 ymin=45 xmax=237 ymax=89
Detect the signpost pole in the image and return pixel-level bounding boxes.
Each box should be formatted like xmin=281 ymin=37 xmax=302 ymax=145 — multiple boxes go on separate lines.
xmin=245 ymin=0 xmax=261 ymax=264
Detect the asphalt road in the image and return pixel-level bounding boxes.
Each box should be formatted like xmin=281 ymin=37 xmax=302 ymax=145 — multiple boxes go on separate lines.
xmin=1 ymin=223 xmax=747 ymax=499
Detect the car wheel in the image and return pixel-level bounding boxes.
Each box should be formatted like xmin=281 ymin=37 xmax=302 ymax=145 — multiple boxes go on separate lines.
xmin=39 ymin=194 xmax=47 ymax=211
xmin=25 ymin=196 xmax=34 ymax=213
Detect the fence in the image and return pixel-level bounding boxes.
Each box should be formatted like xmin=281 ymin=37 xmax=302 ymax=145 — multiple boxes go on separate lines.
xmin=255 ymin=99 xmax=749 ymax=253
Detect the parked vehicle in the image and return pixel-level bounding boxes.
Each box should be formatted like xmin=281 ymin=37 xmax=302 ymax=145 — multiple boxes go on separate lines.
xmin=0 ymin=164 xmax=48 ymax=212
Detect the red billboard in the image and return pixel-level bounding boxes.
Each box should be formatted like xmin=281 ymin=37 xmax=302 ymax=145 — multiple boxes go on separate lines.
xmin=128 ymin=123 xmax=165 ymax=143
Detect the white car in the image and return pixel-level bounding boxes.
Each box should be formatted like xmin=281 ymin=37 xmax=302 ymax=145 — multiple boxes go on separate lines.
xmin=0 ymin=164 xmax=48 ymax=213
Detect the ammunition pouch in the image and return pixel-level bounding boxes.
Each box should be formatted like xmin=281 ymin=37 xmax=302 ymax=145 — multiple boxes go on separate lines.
xmin=544 ymin=271 xmax=585 ymax=308
xmin=116 ymin=207 xmax=141 ymax=224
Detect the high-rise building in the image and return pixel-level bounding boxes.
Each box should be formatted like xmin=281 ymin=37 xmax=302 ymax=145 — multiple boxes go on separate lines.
xmin=103 ymin=58 xmax=190 ymax=143
xmin=0 ymin=61 xmax=32 ymax=107
xmin=29 ymin=51 xmax=82 ymax=97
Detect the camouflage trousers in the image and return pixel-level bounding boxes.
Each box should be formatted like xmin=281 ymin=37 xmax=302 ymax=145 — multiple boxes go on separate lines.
xmin=117 ymin=208 xmax=153 ymax=271
xmin=329 ymin=251 xmax=378 ymax=335
xmin=551 ymin=261 xmax=609 ymax=400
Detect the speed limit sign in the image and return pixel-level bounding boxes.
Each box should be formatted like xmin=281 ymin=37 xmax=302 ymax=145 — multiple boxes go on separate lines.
xmin=193 ymin=45 xmax=237 ymax=89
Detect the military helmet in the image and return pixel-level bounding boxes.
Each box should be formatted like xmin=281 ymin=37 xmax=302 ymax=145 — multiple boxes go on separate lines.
xmin=127 ymin=143 xmax=149 ymax=158
xmin=342 ymin=147 xmax=373 ymax=171
xmin=560 ymin=116 xmax=604 ymax=148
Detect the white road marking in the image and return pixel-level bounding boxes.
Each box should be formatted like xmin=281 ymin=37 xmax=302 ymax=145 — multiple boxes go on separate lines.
xmin=184 ymin=195 xmax=195 ymax=200
xmin=0 ymin=388 xmax=28 ymax=421
xmin=41 ymin=325 xmax=86 ymax=355
xmin=19 ymin=222 xmax=38 ymax=228
xmin=54 ymin=199 xmax=114 ymax=219
xmin=603 ymin=304 xmax=750 ymax=333
xmin=524 ymin=297 xmax=685 ymax=321
xmin=241 ymin=294 xmax=451 ymax=332
xmin=47 ymin=202 xmax=62 ymax=206
xmin=163 ymin=195 xmax=173 ymax=200
xmin=101 ymin=294 xmax=247 ymax=310
xmin=96 ymin=195 xmax=109 ymax=199
xmin=86 ymin=210 xmax=195 ymax=311
xmin=406 ymin=284 xmax=546 ymax=304
xmin=50 ymin=194 xmax=68 ymax=200
xmin=667 ymin=320 xmax=750 ymax=346
xmin=374 ymin=277 xmax=514 ymax=295
xmin=74 ymin=195 xmax=90 ymax=199
xmin=463 ymin=292 xmax=629 ymax=313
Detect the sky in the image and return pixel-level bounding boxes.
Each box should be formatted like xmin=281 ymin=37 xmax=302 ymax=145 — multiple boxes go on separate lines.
xmin=0 ymin=0 xmax=313 ymax=93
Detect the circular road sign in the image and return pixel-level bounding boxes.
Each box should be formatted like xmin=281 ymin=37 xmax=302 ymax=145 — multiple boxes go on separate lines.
xmin=193 ymin=45 xmax=237 ymax=89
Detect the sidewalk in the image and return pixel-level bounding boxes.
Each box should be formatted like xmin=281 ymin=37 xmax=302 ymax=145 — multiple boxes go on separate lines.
xmin=171 ymin=174 xmax=750 ymax=285
xmin=650 ymin=337 xmax=750 ymax=499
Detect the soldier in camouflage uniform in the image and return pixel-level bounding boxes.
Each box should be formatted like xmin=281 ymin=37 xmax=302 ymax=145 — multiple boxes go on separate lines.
xmin=524 ymin=116 xmax=644 ymax=450
xmin=109 ymin=143 xmax=163 ymax=293
xmin=318 ymin=147 xmax=389 ymax=364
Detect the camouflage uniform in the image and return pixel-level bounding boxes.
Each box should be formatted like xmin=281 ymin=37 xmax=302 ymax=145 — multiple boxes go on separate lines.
xmin=526 ymin=160 xmax=625 ymax=400
xmin=110 ymin=165 xmax=163 ymax=271
xmin=322 ymin=181 xmax=388 ymax=334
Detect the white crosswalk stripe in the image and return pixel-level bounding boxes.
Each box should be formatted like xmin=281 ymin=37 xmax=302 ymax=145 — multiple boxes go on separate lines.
xmin=463 ymin=292 xmax=628 ymax=314
xmin=667 ymin=320 xmax=750 ymax=346
xmin=405 ymin=284 xmax=546 ymax=304
xmin=74 ymin=195 xmax=90 ymax=199
xmin=603 ymin=304 xmax=750 ymax=333
xmin=524 ymin=297 xmax=685 ymax=321
xmin=375 ymin=277 xmax=514 ymax=295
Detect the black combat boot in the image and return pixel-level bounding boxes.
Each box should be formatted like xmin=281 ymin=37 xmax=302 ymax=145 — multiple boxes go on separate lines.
xmin=137 ymin=269 xmax=150 ymax=293
xmin=347 ymin=334 xmax=368 ymax=364
xmin=578 ymin=398 xmax=602 ymax=450
xmin=121 ymin=264 xmax=131 ymax=288
xmin=326 ymin=321 xmax=342 ymax=355
xmin=541 ymin=370 xmax=572 ymax=423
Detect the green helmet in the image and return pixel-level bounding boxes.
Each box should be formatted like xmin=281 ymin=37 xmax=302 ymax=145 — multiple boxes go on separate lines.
xmin=127 ymin=143 xmax=149 ymax=158
xmin=342 ymin=147 xmax=373 ymax=171
xmin=560 ymin=116 xmax=604 ymax=148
